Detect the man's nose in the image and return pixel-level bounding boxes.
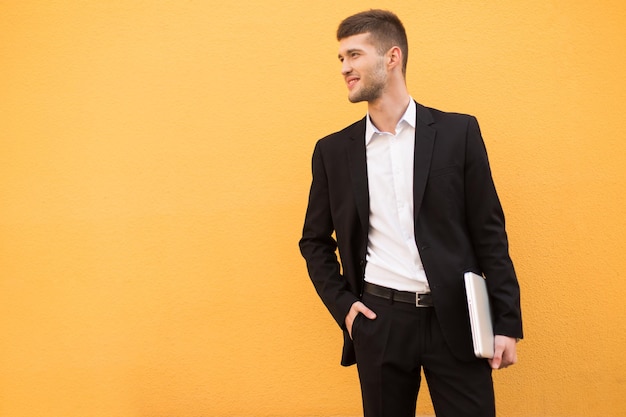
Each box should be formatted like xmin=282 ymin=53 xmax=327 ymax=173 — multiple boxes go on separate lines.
xmin=341 ymin=60 xmax=352 ymax=76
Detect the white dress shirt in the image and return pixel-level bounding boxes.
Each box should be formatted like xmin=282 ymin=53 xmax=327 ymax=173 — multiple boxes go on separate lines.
xmin=363 ymin=99 xmax=430 ymax=293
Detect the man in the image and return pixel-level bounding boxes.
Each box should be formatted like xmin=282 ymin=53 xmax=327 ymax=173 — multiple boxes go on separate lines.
xmin=299 ymin=9 xmax=523 ymax=417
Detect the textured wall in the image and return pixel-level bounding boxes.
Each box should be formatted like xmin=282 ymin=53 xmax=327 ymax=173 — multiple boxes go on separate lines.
xmin=1 ymin=1 xmax=625 ymax=416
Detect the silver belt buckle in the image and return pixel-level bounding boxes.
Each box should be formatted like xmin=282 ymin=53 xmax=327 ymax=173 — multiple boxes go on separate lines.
xmin=416 ymin=292 xmax=427 ymax=307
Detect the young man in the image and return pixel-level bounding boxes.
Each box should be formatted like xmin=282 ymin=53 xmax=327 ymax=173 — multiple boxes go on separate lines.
xmin=299 ymin=9 xmax=523 ymax=417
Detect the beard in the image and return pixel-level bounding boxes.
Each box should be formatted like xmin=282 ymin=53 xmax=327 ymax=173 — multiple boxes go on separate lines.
xmin=348 ymin=58 xmax=387 ymax=103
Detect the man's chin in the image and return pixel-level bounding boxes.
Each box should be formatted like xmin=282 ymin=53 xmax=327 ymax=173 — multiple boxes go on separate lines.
xmin=348 ymin=88 xmax=381 ymax=103
xmin=348 ymin=94 xmax=366 ymax=103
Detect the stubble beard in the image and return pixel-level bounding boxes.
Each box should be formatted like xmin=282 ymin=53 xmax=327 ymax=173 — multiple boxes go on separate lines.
xmin=348 ymin=59 xmax=387 ymax=103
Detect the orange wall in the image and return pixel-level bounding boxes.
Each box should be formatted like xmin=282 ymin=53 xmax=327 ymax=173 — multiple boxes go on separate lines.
xmin=1 ymin=1 xmax=625 ymax=416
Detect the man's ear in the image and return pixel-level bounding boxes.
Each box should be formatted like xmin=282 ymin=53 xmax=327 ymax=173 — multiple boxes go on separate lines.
xmin=387 ymin=46 xmax=403 ymax=72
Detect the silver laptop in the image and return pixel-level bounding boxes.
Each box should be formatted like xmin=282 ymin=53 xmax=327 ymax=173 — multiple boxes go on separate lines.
xmin=464 ymin=271 xmax=495 ymax=358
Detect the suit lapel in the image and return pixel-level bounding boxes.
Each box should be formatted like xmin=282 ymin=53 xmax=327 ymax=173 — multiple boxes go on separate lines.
xmin=344 ymin=105 xmax=435 ymax=237
xmin=413 ymin=103 xmax=436 ymax=219
xmin=346 ymin=118 xmax=369 ymax=236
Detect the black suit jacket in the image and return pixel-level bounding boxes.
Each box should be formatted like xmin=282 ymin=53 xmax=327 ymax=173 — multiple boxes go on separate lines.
xmin=300 ymin=102 xmax=523 ymax=365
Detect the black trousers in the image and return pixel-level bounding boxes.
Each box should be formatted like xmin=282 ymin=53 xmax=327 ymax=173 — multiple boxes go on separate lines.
xmin=352 ymin=292 xmax=495 ymax=417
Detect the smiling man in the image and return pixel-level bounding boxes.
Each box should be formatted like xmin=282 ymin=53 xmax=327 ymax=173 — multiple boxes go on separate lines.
xmin=299 ymin=9 xmax=523 ymax=417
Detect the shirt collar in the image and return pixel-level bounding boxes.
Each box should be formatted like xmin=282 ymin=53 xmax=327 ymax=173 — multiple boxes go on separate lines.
xmin=365 ymin=98 xmax=416 ymax=145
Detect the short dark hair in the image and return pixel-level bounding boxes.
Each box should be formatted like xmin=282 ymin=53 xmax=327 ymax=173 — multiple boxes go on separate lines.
xmin=337 ymin=9 xmax=408 ymax=76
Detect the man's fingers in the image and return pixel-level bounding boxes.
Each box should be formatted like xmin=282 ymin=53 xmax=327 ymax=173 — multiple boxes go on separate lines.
xmin=356 ymin=303 xmax=377 ymax=320
xmin=489 ymin=347 xmax=504 ymax=369
xmin=346 ymin=301 xmax=377 ymax=340
xmin=489 ymin=335 xmax=518 ymax=369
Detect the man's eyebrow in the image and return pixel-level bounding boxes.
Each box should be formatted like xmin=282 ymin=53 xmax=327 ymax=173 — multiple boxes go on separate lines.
xmin=338 ymin=48 xmax=363 ymax=59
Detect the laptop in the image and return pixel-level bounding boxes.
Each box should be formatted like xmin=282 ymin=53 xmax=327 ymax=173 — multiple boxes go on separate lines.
xmin=464 ymin=271 xmax=495 ymax=358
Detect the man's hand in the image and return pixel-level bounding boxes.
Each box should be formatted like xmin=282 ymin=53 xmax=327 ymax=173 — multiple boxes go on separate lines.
xmin=489 ymin=335 xmax=518 ymax=369
xmin=345 ymin=301 xmax=377 ymax=339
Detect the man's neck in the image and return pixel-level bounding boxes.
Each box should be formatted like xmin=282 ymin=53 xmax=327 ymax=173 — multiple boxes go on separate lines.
xmin=367 ymin=88 xmax=412 ymax=134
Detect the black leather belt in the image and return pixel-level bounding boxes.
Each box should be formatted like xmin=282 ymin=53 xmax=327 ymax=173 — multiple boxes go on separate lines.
xmin=363 ymin=282 xmax=433 ymax=307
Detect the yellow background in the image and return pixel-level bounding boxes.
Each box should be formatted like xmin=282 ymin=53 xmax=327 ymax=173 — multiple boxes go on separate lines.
xmin=1 ymin=1 xmax=625 ymax=416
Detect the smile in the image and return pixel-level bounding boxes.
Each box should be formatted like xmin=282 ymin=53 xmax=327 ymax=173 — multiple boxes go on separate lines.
xmin=346 ymin=77 xmax=359 ymax=89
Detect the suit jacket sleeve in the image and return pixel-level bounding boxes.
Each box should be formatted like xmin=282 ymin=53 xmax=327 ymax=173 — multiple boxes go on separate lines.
xmin=299 ymin=140 xmax=359 ymax=329
xmin=464 ymin=116 xmax=523 ymax=339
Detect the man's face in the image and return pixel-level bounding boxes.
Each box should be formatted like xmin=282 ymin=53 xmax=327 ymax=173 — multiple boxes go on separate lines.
xmin=338 ymin=33 xmax=387 ymax=103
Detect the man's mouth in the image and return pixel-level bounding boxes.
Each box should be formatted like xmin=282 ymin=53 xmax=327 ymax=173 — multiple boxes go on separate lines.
xmin=346 ymin=77 xmax=359 ymax=89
